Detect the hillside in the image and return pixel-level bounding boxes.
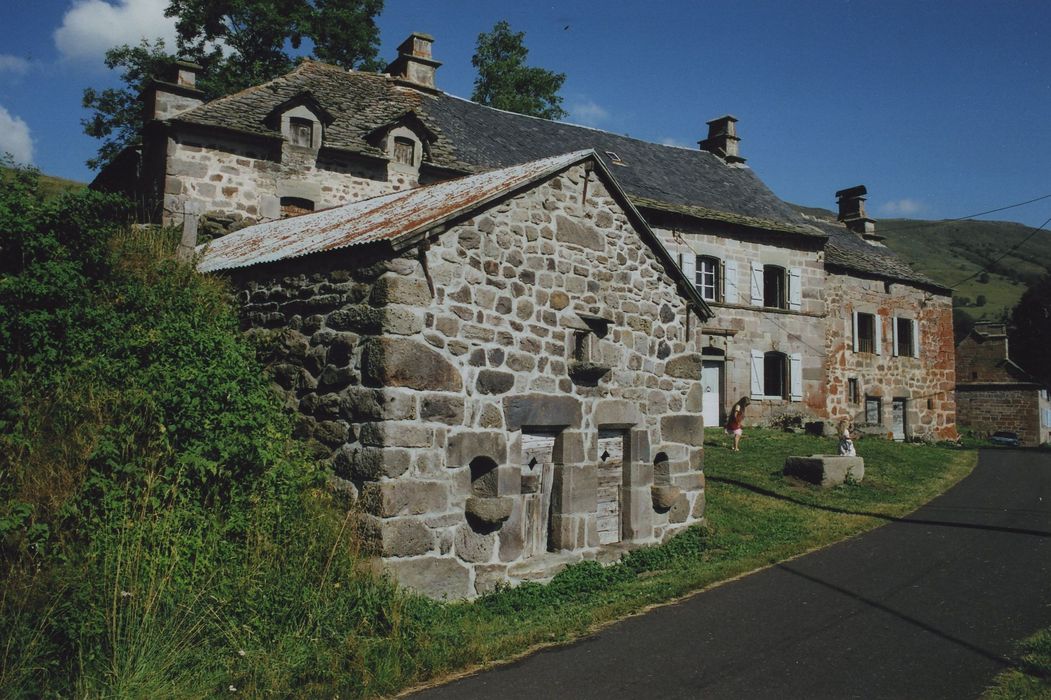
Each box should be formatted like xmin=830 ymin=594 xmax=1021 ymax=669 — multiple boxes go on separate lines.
xmin=0 ymin=165 xmax=84 ymax=200
xmin=795 ymin=205 xmax=1051 ymax=326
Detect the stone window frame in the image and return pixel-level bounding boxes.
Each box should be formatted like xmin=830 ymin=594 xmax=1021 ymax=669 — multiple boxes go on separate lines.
xmin=864 ymin=395 xmax=883 ymax=425
xmin=748 ymin=261 xmax=802 ymax=311
xmin=280 ymin=104 xmax=324 ymax=153
xmin=763 ymin=351 xmax=788 ymax=399
xmin=750 ymin=349 xmax=802 ymax=402
xmin=763 ymin=265 xmax=787 ymax=309
xmin=385 ymin=125 xmax=424 ymax=171
xmin=892 ymin=316 xmax=920 ymax=358
xmin=696 ymin=255 xmax=721 ymax=302
xmin=853 ymin=310 xmax=881 ymax=355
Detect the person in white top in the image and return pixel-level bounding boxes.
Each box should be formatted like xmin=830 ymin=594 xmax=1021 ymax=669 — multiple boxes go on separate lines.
xmin=838 ymin=419 xmax=856 ymax=456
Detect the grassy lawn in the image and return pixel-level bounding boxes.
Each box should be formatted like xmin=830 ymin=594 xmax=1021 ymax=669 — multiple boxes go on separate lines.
xmin=983 ymin=627 xmax=1051 ymax=699
xmin=389 ymin=428 xmax=977 ymax=696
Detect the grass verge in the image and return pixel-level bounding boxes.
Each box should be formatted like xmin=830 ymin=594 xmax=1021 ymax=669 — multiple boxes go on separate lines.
xmin=390 ymin=428 xmax=977 ymax=695
xmin=983 ymin=627 xmax=1051 ymax=699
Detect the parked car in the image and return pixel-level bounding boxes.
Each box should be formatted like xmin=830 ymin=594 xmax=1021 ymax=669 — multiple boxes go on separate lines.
xmin=989 ymin=431 xmax=1021 ymax=447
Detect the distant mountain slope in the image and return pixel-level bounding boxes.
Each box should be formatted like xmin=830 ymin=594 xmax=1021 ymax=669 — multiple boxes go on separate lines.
xmin=1 ymin=166 xmax=85 ymax=199
xmin=794 ymin=204 xmax=1051 ymax=325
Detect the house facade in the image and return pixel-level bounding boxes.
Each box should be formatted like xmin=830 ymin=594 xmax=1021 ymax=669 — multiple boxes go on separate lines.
xmin=955 ymin=323 xmax=1050 ymax=446
xmin=196 ymin=152 xmax=711 ymax=598
xmin=93 ymin=32 xmax=958 ymax=440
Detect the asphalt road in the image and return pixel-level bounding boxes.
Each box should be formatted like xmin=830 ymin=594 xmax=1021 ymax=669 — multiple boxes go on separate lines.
xmin=409 ymin=449 xmax=1051 ymax=699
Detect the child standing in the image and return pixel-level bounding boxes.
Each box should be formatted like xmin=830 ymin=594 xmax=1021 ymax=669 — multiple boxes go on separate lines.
xmin=725 ymin=397 xmax=750 ymax=451
xmin=838 ymin=419 xmax=856 ymax=456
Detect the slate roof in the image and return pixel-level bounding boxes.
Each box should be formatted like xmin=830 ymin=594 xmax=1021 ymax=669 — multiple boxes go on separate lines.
xmin=195 ymin=150 xmax=714 ymax=319
xmin=816 ymin=221 xmax=950 ymax=292
xmin=171 ymin=61 xmax=816 ymax=233
xmin=173 ymin=60 xmax=936 ymax=292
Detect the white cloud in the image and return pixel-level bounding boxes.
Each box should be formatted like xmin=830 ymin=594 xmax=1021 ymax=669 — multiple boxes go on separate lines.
xmin=0 ymin=55 xmax=30 ymax=75
xmin=878 ymin=198 xmax=925 ymax=216
xmin=54 ymin=0 xmax=177 ymax=65
xmin=660 ymin=136 xmax=692 ymax=149
xmin=0 ymin=106 xmax=33 ymax=164
xmin=567 ymin=98 xmax=610 ymax=127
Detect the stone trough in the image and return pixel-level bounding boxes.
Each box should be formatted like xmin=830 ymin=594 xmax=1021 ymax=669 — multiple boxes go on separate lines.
xmin=783 ymin=455 xmax=865 ymax=488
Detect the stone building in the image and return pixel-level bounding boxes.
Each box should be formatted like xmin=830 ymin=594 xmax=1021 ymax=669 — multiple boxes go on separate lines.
xmin=197 ymin=151 xmax=712 ymax=598
xmin=94 ymin=32 xmax=958 ymax=438
xmin=955 ymin=323 xmax=1050 ymax=446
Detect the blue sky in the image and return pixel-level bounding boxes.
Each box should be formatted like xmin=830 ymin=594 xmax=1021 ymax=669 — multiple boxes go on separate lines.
xmin=1 ymin=0 xmax=1049 ymax=226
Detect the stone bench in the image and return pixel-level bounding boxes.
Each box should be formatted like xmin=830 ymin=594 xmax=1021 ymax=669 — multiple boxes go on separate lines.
xmin=783 ymin=455 xmax=865 ymax=487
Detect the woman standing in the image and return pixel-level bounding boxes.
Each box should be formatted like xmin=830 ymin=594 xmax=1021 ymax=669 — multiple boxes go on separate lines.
xmin=725 ymin=397 xmax=750 ymax=451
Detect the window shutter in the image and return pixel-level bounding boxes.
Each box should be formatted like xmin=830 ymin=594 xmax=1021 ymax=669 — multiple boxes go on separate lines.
xmin=788 ymin=268 xmax=802 ymax=311
xmin=750 ymin=349 xmax=764 ymax=399
xmin=725 ymin=260 xmax=739 ymax=304
xmin=789 ymin=353 xmax=803 ymax=401
xmin=912 ymin=319 xmax=920 ymax=358
xmin=852 ymin=312 xmax=860 ymax=352
xmin=750 ymin=262 xmax=763 ymax=306
xmin=892 ymin=316 xmax=900 ymax=357
xmin=874 ymin=313 xmax=883 ymax=355
xmin=681 ymin=253 xmax=696 ymax=290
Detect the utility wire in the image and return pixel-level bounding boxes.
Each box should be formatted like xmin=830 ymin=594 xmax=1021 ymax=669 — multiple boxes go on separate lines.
xmin=859 ymin=192 xmax=1051 ymax=235
xmin=949 ymin=213 xmax=1051 ymax=288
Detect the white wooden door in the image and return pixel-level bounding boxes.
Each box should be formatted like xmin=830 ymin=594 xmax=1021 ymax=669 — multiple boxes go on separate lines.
xmin=891 ymin=399 xmax=906 ymax=441
xmin=596 ymin=430 xmax=625 ymax=545
xmin=521 ymin=432 xmax=557 ymax=557
xmin=701 ymin=361 xmax=721 ymax=429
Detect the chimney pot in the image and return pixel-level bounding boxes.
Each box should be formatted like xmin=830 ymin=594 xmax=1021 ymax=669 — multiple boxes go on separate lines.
xmin=699 ymin=115 xmax=745 ymax=164
xmin=386 ymin=32 xmax=441 ymax=91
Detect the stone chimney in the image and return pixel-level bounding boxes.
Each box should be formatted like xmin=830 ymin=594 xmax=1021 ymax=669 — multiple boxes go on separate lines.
xmin=143 ymin=60 xmax=205 ymax=121
xmin=385 ymin=32 xmax=441 ymax=91
xmin=699 ymin=115 xmax=745 ymax=164
xmin=835 ymin=185 xmax=879 ymax=238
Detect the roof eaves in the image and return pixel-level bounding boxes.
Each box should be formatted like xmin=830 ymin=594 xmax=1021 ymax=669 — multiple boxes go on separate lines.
xmin=632 ymin=196 xmax=826 ymax=239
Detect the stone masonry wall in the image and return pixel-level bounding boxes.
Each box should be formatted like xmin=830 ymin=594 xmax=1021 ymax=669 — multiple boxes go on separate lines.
xmin=825 ymin=271 xmax=957 ymax=440
xmin=229 ymin=165 xmax=707 ymax=599
xmin=161 ymin=130 xmax=410 ymax=227
xmin=657 ymin=224 xmax=827 ymax=426
xmin=956 ymin=387 xmax=1043 ymax=446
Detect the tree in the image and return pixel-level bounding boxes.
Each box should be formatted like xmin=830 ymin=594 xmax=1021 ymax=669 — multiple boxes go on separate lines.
xmin=1009 ymin=275 xmax=1051 ymax=386
xmin=81 ymin=40 xmax=178 ymax=170
xmin=82 ymin=0 xmax=384 ymax=170
xmin=471 ymin=20 xmax=566 ymax=120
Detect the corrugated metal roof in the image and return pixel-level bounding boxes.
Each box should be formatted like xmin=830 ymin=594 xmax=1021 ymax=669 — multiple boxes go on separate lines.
xmin=196 ymin=150 xmax=593 ymax=273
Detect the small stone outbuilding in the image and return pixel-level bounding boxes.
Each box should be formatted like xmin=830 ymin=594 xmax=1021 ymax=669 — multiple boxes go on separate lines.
xmin=198 ymin=151 xmax=713 ymax=598
xmin=955 ymin=323 xmax=1050 ymax=446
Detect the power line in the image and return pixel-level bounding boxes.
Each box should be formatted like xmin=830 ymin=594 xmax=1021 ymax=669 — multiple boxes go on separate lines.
xmin=865 ymin=192 xmax=1051 ymax=235
xmin=949 ymin=213 xmax=1051 ymax=288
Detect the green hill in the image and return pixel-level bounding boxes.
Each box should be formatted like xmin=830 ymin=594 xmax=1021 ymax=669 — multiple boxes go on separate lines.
xmin=794 ymin=205 xmax=1051 ymax=326
xmin=0 ymin=165 xmax=84 ymax=200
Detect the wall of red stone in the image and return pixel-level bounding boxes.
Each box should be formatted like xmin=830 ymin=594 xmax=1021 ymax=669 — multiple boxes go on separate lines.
xmin=956 ymin=387 xmax=1042 ymax=446
xmin=825 ymin=272 xmax=957 ymax=440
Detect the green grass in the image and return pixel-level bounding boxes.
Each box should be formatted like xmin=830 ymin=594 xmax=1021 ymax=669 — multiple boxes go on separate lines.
xmin=984 ymin=627 xmax=1051 ymax=699
xmin=383 ymin=428 xmax=976 ymax=695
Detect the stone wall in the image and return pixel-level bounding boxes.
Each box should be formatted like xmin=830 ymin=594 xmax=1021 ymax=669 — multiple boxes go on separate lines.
xmin=159 ymin=128 xmax=412 ymax=227
xmin=656 ymin=221 xmax=827 ymax=426
xmin=228 ymin=164 xmax=707 ymax=598
xmin=955 ymin=387 xmax=1044 ymax=446
xmin=825 ymin=271 xmax=957 ymax=440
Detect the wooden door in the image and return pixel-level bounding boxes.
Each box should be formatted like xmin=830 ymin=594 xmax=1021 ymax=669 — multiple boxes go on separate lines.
xmin=701 ymin=361 xmax=721 ymax=429
xmin=597 ymin=430 xmax=625 ymax=545
xmin=891 ymin=398 xmax=907 ymax=441
xmin=521 ymin=432 xmax=557 ymax=557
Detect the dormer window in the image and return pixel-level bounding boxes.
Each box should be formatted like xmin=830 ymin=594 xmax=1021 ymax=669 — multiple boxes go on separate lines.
xmin=289 ymin=117 xmax=313 ymax=148
xmin=393 ymin=136 xmax=415 ymax=166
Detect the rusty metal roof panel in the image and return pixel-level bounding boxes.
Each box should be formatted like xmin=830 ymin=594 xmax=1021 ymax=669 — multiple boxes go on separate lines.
xmin=196 ymin=150 xmax=594 ymax=273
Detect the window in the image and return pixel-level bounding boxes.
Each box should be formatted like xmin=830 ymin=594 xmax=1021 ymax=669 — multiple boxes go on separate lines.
xmin=696 ymin=256 xmax=720 ymax=302
xmin=764 ymin=352 xmax=787 ymax=399
xmin=894 ymin=317 xmax=919 ymax=358
xmin=763 ymin=265 xmax=786 ymax=309
xmin=288 ymin=117 xmax=313 ymax=148
xmin=865 ymin=396 xmax=882 ymax=425
xmin=848 ymin=378 xmax=860 ymax=404
xmin=393 ymin=136 xmax=415 ymax=165
xmin=280 ymin=196 xmax=314 ymax=218
xmin=856 ymin=312 xmax=876 ymax=353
